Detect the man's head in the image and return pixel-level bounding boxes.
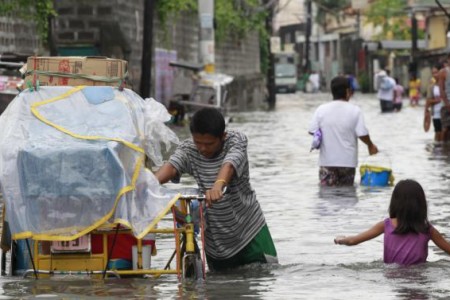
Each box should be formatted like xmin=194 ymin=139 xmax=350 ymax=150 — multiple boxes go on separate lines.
xmin=331 ymin=76 xmax=352 ymax=100
xmin=190 ymin=108 xmax=226 ymax=158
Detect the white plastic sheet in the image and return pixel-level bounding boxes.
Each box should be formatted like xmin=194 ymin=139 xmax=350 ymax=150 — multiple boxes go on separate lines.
xmin=0 ymin=86 xmax=179 ymax=240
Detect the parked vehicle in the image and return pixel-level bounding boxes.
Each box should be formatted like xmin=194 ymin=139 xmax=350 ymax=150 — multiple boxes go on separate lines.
xmin=0 ymin=53 xmax=27 ymax=114
xmin=274 ymin=52 xmax=297 ymax=93
xmin=168 ymin=61 xmax=233 ymax=125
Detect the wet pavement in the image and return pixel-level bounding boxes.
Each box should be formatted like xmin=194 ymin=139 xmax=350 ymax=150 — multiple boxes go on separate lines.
xmin=1 ymin=92 xmax=450 ymax=299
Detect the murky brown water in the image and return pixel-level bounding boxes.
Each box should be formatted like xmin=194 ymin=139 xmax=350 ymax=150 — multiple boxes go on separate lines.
xmin=1 ymin=92 xmax=450 ymax=299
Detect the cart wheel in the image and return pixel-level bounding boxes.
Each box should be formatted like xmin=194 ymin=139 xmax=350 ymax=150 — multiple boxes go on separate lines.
xmin=182 ymin=254 xmax=204 ymax=280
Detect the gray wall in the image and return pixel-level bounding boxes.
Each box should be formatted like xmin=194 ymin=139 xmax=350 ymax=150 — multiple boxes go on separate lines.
xmin=2 ymin=1 xmax=267 ymax=111
xmin=53 ymin=0 xmax=144 ymax=90
xmin=0 ymin=17 xmax=39 ymax=54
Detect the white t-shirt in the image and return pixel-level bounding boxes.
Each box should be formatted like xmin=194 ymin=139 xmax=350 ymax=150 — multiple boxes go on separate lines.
xmin=433 ymin=85 xmax=443 ymax=119
xmin=376 ymin=76 xmax=395 ymax=101
xmin=309 ymin=73 xmax=320 ymax=88
xmin=309 ymin=100 xmax=369 ymax=168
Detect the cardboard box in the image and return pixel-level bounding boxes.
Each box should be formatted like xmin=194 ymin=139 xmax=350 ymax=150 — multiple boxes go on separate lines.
xmin=24 ymin=56 xmax=127 ymax=87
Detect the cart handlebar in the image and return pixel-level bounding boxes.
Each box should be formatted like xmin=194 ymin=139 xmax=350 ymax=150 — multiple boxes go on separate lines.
xmin=178 ymin=186 xmax=228 ymax=201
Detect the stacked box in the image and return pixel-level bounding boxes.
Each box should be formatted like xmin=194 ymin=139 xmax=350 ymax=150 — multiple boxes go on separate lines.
xmin=24 ymin=56 xmax=128 ymax=87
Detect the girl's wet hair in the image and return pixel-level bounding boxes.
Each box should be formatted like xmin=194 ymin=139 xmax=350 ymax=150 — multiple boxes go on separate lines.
xmin=389 ymin=179 xmax=429 ymax=234
xmin=190 ymin=107 xmax=225 ymax=138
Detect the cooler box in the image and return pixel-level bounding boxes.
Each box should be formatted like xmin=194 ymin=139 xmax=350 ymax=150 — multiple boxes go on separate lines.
xmin=360 ymin=164 xmax=394 ymax=187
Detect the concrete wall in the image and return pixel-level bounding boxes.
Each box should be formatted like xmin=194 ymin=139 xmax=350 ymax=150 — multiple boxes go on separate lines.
xmin=0 ymin=17 xmax=39 ymax=54
xmin=2 ymin=1 xmax=267 ymax=111
xmin=152 ymin=9 xmax=266 ymax=111
xmin=53 ymin=0 xmax=144 ymax=90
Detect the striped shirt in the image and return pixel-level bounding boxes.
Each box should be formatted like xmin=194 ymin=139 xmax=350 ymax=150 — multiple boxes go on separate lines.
xmin=168 ymin=130 xmax=266 ymax=259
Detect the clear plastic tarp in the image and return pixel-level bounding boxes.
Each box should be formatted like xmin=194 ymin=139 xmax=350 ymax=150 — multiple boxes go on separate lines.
xmin=0 ymin=86 xmax=179 ymax=240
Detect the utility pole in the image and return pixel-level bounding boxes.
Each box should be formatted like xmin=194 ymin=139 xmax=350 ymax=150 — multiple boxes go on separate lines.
xmin=409 ymin=10 xmax=418 ymax=77
xmin=304 ymin=0 xmax=312 ymax=74
xmin=198 ymin=0 xmax=215 ymax=73
xmin=140 ymin=0 xmax=155 ymax=98
xmin=265 ymin=0 xmax=276 ymax=110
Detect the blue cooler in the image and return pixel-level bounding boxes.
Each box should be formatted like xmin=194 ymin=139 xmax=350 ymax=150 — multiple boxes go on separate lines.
xmin=360 ymin=165 xmax=394 ymax=187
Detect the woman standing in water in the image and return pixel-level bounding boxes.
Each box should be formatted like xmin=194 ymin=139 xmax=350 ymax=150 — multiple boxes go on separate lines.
xmin=334 ymin=179 xmax=450 ymax=265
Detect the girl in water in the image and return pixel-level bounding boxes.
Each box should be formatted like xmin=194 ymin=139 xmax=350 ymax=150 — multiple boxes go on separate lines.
xmin=334 ymin=179 xmax=450 ymax=265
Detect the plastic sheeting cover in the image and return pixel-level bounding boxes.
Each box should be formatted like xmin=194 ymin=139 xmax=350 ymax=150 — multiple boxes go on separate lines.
xmin=0 ymin=86 xmax=179 ymax=240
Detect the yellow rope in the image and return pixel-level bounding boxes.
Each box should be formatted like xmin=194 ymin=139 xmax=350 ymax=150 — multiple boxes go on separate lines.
xmin=12 ymin=86 xmax=152 ymax=240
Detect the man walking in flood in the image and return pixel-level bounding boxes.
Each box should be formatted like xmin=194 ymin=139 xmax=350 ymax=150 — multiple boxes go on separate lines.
xmin=438 ymin=55 xmax=450 ymax=142
xmin=309 ymin=76 xmax=378 ymax=186
xmin=376 ymin=69 xmax=396 ymax=113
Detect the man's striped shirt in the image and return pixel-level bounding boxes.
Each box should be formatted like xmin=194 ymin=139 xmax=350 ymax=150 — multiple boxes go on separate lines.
xmin=168 ymin=130 xmax=266 ymax=259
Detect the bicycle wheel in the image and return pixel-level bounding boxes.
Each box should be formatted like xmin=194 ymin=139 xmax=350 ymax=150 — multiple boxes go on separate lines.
xmin=182 ymin=254 xmax=204 ymax=280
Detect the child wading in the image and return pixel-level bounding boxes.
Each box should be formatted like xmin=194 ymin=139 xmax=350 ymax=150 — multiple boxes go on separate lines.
xmin=334 ymin=179 xmax=450 ymax=265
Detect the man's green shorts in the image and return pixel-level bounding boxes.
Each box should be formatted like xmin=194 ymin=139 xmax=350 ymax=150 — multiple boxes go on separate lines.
xmin=206 ymin=224 xmax=278 ymax=271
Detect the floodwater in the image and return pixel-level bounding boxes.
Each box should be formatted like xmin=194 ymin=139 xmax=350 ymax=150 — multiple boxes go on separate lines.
xmin=1 ymin=92 xmax=450 ymax=299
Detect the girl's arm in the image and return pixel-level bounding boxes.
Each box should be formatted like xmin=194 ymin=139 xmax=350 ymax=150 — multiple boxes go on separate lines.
xmin=430 ymin=226 xmax=450 ymax=254
xmin=335 ymin=221 xmax=384 ymax=246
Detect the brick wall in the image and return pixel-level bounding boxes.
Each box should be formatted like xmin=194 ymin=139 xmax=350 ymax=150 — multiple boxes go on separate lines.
xmin=153 ymin=12 xmax=265 ymax=110
xmin=53 ymin=0 xmax=144 ymax=90
xmin=3 ymin=1 xmax=266 ymax=111
xmin=0 ymin=17 xmax=39 ymax=54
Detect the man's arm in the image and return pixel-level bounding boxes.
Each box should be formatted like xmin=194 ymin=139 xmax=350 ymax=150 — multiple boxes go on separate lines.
xmin=359 ymin=135 xmax=378 ymax=155
xmin=438 ymin=68 xmax=449 ymax=107
xmin=154 ymin=162 xmax=178 ymax=184
xmin=206 ymin=162 xmax=235 ymax=206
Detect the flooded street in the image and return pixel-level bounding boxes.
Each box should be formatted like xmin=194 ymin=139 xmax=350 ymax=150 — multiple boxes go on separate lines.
xmin=1 ymin=92 xmax=450 ymax=299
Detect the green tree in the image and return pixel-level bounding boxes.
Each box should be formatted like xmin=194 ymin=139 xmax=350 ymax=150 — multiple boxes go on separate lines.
xmin=0 ymin=0 xmax=56 ymax=43
xmin=156 ymin=0 xmax=270 ymax=71
xmin=156 ymin=0 xmax=268 ymax=42
xmin=314 ymin=0 xmax=351 ymax=26
xmin=364 ymin=0 xmax=418 ymax=40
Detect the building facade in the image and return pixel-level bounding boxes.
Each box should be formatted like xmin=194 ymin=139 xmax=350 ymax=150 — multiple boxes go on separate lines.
xmin=0 ymin=1 xmax=266 ymax=111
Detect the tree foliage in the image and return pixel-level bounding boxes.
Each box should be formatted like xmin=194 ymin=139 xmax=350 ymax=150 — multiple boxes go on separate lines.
xmin=364 ymin=0 xmax=423 ymax=40
xmin=314 ymin=0 xmax=350 ymax=25
xmin=155 ymin=0 xmax=197 ymax=25
xmin=156 ymin=0 xmax=268 ymax=42
xmin=0 ymin=0 xmax=56 ymax=43
xmin=156 ymin=0 xmax=270 ymax=71
xmin=215 ymin=0 xmax=268 ymax=41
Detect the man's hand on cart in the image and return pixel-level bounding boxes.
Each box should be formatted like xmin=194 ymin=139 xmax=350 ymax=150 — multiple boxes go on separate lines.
xmin=205 ymin=180 xmax=228 ymax=206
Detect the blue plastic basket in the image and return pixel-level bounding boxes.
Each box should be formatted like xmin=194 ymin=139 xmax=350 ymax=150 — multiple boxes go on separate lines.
xmin=360 ymin=165 xmax=393 ymax=187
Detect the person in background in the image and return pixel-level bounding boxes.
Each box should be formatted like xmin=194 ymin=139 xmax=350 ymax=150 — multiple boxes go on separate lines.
xmin=438 ymin=54 xmax=450 ymax=142
xmin=424 ymin=63 xmax=444 ymax=142
xmin=308 ymin=70 xmax=320 ymax=93
xmin=409 ymin=74 xmax=421 ymax=107
xmin=393 ymin=77 xmax=404 ymax=112
xmin=347 ymin=73 xmax=359 ymax=93
xmin=334 ymin=179 xmax=450 ymax=266
xmin=376 ymin=69 xmax=396 ymax=113
xmin=308 ymin=76 xmax=378 ymax=187
xmin=154 ymin=108 xmax=277 ymax=271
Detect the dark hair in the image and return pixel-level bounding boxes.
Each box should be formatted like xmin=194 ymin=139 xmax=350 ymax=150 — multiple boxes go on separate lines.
xmin=389 ymin=179 xmax=429 ymax=234
xmin=394 ymin=77 xmax=399 ymax=84
xmin=189 ymin=108 xmax=225 ymax=137
xmin=434 ymin=62 xmax=443 ymax=70
xmin=331 ymin=76 xmax=350 ymax=100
